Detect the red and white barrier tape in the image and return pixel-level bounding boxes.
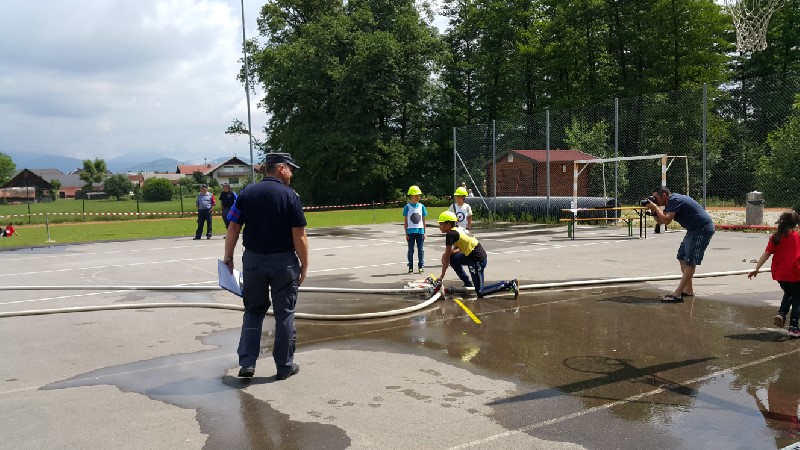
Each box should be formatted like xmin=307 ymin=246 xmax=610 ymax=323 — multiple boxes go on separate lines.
xmin=0 ymin=200 xmax=404 ymax=219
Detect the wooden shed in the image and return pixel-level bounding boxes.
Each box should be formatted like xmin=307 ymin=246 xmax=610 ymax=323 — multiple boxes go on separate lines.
xmin=485 ymin=150 xmax=597 ymax=197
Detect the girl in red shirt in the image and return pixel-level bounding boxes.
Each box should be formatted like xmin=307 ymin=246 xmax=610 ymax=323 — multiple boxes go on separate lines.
xmin=4 ymin=223 xmax=18 ymax=237
xmin=749 ymin=211 xmax=800 ymax=337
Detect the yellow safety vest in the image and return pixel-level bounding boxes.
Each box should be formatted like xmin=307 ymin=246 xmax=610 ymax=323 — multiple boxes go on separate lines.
xmin=452 ymin=226 xmax=478 ymax=256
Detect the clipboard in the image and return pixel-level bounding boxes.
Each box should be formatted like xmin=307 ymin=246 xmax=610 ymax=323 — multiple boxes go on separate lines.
xmin=218 ymin=259 xmax=243 ymax=297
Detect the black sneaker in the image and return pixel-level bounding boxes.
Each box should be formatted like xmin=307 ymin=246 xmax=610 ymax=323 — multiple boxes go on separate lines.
xmin=418 ymin=268 xmax=424 ymax=274
xmin=408 ymin=268 xmax=413 ymax=274
xmin=276 ymin=363 xmax=300 ymax=380
xmin=192 ymin=237 xmax=201 ymax=240
xmin=510 ymin=279 xmax=519 ymax=299
xmin=207 ymin=236 xmax=212 ymax=240
xmin=238 ymin=367 xmax=255 ymax=378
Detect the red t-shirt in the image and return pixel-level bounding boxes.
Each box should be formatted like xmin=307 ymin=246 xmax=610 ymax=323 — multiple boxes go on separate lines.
xmin=765 ymin=231 xmax=800 ymax=282
xmin=4 ymin=226 xmax=13 ymax=236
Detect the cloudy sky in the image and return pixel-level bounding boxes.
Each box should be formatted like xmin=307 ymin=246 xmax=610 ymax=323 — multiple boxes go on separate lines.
xmin=0 ymin=0 xmax=274 ymax=165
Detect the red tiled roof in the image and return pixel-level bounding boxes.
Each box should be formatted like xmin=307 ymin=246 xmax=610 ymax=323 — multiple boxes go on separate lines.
xmin=509 ymin=150 xmax=598 ymax=162
xmin=176 ymin=165 xmax=212 ymax=175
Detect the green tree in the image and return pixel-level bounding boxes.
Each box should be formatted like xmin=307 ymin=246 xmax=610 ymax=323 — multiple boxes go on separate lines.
xmin=141 ymin=178 xmax=175 ymax=202
xmin=49 ymin=179 xmax=62 ymax=201
xmin=0 ymin=152 xmax=16 ymax=185
xmin=757 ymin=95 xmax=800 ymax=206
xmin=191 ymin=171 xmax=206 ymax=185
xmin=251 ymin=0 xmax=441 ymax=204
xmin=104 ymin=174 xmax=134 ymax=200
xmin=79 ymin=158 xmax=108 ymax=193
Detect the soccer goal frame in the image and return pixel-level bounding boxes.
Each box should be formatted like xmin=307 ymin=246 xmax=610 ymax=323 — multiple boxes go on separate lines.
xmin=571 ymin=154 xmax=689 ymax=208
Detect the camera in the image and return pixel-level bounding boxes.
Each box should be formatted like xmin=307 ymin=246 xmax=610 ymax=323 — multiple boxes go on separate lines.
xmin=639 ymin=195 xmax=656 ymax=206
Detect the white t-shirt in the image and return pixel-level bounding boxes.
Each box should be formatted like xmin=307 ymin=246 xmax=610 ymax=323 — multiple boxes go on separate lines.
xmin=449 ymin=203 xmax=472 ymax=229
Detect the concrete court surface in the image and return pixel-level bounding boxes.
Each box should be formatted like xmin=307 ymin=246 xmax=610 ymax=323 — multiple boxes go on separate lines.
xmin=1 ymin=222 xmax=800 ymax=449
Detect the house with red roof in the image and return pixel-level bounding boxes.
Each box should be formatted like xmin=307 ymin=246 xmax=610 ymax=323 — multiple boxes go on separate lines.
xmin=176 ymin=157 xmax=262 ymax=188
xmin=486 ymin=150 xmax=597 ymax=196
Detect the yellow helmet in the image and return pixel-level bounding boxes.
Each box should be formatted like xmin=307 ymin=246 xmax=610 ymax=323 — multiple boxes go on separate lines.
xmin=407 ymin=185 xmax=422 ymax=196
xmin=438 ymin=211 xmax=458 ymax=223
xmin=453 ymin=187 xmax=468 ymax=197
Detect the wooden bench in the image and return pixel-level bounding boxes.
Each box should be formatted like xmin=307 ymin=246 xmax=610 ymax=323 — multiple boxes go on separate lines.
xmin=558 ymin=217 xmax=639 ymax=239
xmin=560 ymin=206 xmax=648 ymax=239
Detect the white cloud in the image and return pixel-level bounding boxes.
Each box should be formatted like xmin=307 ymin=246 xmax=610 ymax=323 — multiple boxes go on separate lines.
xmin=0 ymin=0 xmax=267 ymax=164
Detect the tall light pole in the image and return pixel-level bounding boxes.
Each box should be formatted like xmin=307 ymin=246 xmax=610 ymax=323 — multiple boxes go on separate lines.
xmin=240 ymin=0 xmax=256 ymax=184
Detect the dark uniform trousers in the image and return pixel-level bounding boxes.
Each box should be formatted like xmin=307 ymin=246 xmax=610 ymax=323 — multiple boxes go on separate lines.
xmin=238 ymin=250 xmax=299 ymax=373
xmin=195 ymin=209 xmax=212 ymax=238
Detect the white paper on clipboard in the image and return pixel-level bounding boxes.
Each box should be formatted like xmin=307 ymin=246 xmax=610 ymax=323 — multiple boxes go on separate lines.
xmin=218 ymin=259 xmax=243 ymax=297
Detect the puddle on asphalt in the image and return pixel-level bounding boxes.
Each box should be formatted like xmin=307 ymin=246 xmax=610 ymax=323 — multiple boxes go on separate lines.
xmin=42 ymin=329 xmax=351 ymax=449
xmin=41 ymin=286 xmax=800 ymax=449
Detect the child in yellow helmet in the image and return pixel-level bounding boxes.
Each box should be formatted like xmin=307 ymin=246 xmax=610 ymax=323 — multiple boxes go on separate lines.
xmin=449 ymin=187 xmax=472 ymax=231
xmin=404 ymin=185 xmax=427 ymax=274
xmin=437 ymin=211 xmax=518 ymax=298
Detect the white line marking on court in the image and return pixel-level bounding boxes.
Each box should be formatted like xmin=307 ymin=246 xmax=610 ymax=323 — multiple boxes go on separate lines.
xmin=0 ymin=291 xmax=131 ymax=306
xmin=448 ymin=346 xmax=800 ymax=449
xmin=0 ymin=243 xmax=210 ymax=262
xmin=0 ymin=257 xmax=218 ymax=278
xmin=0 ymin=281 xmax=217 ymax=306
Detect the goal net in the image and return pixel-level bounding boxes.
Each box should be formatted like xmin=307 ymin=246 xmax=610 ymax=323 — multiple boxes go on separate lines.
xmin=571 ymin=154 xmax=689 ymax=209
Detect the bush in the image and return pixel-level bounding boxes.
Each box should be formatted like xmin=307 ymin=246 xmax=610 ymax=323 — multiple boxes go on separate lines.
xmin=142 ymin=178 xmax=175 ymax=202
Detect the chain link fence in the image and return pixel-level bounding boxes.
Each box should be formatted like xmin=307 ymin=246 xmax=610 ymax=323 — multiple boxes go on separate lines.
xmin=455 ymin=71 xmax=800 ymax=221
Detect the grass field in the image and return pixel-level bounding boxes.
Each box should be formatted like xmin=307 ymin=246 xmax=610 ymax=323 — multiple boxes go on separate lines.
xmin=0 ymin=197 xmax=204 ymax=225
xmin=0 ymin=206 xmax=449 ymax=248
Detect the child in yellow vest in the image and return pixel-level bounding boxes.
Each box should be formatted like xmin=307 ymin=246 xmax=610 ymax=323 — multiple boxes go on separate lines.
xmin=436 ymin=211 xmax=518 ymax=298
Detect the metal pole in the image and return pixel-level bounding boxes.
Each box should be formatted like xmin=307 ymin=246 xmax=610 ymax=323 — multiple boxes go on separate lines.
xmin=492 ymin=120 xmax=496 ymax=217
xmin=614 ymin=98 xmax=619 ymax=204
xmin=241 ymin=0 xmax=256 ymax=185
xmin=702 ymin=83 xmax=707 ymax=207
xmin=453 ymin=127 xmax=457 ymax=196
xmin=46 ymin=213 xmax=55 ymax=243
xmin=546 ymin=108 xmax=551 ymax=216
xmin=27 ymin=185 xmax=31 ymax=224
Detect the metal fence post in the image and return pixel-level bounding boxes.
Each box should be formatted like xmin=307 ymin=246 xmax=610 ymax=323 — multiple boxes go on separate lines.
xmin=614 ymin=98 xmax=619 ymax=202
xmin=492 ymin=120 xmax=496 ymax=216
xmin=702 ymin=83 xmax=708 ymax=207
xmin=546 ymin=108 xmax=551 ymax=216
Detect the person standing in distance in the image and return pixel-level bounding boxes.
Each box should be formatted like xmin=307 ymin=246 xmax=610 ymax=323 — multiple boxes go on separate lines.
xmin=219 ymin=183 xmax=238 ymax=232
xmin=194 ymin=184 xmax=215 ymax=240
xmin=645 ymin=186 xmax=714 ymax=302
xmin=223 ymin=153 xmax=309 ymax=380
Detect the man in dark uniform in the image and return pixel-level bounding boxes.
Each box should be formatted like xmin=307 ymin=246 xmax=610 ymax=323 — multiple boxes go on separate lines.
xmin=194 ymin=184 xmax=215 ymax=240
xmin=222 ymin=153 xmax=309 ymax=379
xmin=218 ymin=183 xmax=237 ymax=231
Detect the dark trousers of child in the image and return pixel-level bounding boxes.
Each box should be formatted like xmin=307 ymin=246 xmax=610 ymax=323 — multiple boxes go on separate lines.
xmin=407 ymin=233 xmax=424 ymax=270
xmin=450 ymin=252 xmax=510 ymax=297
xmin=777 ymin=281 xmax=800 ymax=328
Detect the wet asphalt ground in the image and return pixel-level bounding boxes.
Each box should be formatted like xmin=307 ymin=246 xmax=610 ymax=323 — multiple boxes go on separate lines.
xmin=1 ymin=222 xmax=799 ymax=449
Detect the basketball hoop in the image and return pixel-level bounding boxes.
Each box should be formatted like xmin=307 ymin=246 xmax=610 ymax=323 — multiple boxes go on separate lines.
xmin=724 ymin=0 xmax=784 ymax=53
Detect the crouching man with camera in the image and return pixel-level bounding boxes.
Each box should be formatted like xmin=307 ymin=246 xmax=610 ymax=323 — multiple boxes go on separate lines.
xmin=645 ymin=186 xmax=715 ymax=303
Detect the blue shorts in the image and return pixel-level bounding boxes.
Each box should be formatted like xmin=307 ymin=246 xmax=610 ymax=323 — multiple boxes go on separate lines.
xmin=677 ymin=233 xmax=713 ymax=266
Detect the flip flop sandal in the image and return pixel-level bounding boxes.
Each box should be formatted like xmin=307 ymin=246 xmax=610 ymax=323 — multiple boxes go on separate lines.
xmin=660 ymin=294 xmax=684 ymax=303
xmin=681 ymin=292 xmax=695 ymax=297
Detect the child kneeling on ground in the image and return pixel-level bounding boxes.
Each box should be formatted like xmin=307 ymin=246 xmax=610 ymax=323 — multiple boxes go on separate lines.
xmin=436 ymin=211 xmax=518 ymax=298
